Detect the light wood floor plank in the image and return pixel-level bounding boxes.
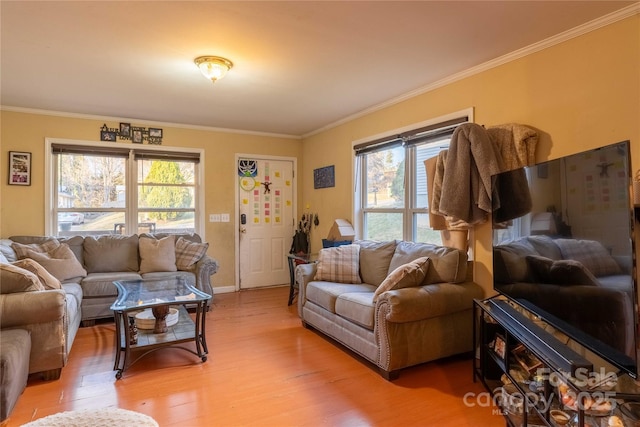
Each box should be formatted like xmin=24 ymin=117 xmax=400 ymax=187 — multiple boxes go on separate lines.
xmin=6 ymin=287 xmax=503 ymax=426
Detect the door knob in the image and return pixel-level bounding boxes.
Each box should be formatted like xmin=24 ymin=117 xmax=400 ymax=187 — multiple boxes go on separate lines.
xmin=240 ymin=227 xmax=247 ymax=233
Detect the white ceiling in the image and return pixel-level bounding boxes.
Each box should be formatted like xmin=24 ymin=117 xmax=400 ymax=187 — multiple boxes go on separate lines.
xmin=1 ymin=1 xmax=636 ymax=137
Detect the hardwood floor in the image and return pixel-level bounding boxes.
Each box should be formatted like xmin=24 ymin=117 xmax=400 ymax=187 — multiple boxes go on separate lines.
xmin=7 ymin=287 xmax=503 ymax=426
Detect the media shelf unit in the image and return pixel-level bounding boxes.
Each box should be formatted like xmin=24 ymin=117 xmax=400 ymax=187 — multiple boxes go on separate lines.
xmin=473 ymin=297 xmax=640 ymax=426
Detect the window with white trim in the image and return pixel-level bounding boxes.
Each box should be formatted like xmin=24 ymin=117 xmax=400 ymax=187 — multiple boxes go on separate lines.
xmin=355 ymin=116 xmax=468 ymax=243
xmin=49 ymin=142 xmax=202 ymax=237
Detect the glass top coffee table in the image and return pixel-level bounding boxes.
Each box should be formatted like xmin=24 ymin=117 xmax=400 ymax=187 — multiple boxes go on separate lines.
xmin=111 ymin=277 xmax=212 ymax=379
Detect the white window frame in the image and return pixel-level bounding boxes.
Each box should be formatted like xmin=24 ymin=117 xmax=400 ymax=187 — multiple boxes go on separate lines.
xmin=353 ymin=108 xmax=474 ymax=243
xmin=44 ymin=138 xmax=205 ymax=238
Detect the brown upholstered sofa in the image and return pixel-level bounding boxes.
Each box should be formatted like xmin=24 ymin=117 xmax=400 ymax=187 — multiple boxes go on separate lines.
xmin=296 ymin=240 xmax=484 ymax=380
xmin=0 ymin=233 xmax=218 ymax=381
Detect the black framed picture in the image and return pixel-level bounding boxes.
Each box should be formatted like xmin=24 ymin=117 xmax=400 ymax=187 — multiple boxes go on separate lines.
xmin=8 ymin=151 xmax=31 ymax=186
xmin=149 ymin=128 xmax=163 ymax=138
xmin=119 ymin=122 xmax=131 ymax=138
xmin=132 ymin=129 xmax=143 ymax=144
xmin=100 ymin=131 xmax=117 ymax=142
xmin=313 ymin=165 xmax=335 ymax=189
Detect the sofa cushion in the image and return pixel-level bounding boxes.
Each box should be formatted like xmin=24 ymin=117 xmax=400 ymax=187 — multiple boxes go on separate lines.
xmin=11 ymin=259 xmax=62 ymax=290
xmin=314 ymin=244 xmax=362 ymax=284
xmin=373 ymin=257 xmax=430 ymax=302
xmin=306 ymin=281 xmax=375 ymax=313
xmin=81 ymin=272 xmax=142 ymax=297
xmin=175 ymin=237 xmax=209 ymax=270
xmin=58 ymin=236 xmax=85 ymax=265
xmin=0 ymin=263 xmax=45 ymax=293
xmin=388 ymin=241 xmax=467 ymax=284
xmin=141 ymin=271 xmax=195 ymax=283
xmin=526 ymin=235 xmax=562 ymax=260
xmin=84 ymin=235 xmax=139 ymax=273
xmin=335 ymin=292 xmax=376 ymax=330
xmin=554 ymin=238 xmax=621 ymax=277
xmin=139 ymin=235 xmax=177 ymax=274
xmin=23 ymin=244 xmax=88 ymax=282
xmin=355 ymin=240 xmax=397 ymax=286
xmin=11 ymin=239 xmax=60 ymax=259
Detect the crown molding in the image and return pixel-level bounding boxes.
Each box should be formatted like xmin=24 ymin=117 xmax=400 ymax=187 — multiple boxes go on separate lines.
xmin=304 ymin=3 xmax=640 ymax=139
xmin=0 ymin=105 xmax=302 ymax=140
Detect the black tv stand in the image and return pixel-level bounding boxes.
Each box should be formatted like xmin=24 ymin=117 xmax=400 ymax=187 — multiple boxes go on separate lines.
xmin=487 ymin=299 xmax=592 ymax=377
xmin=474 ymin=297 xmax=640 ymax=426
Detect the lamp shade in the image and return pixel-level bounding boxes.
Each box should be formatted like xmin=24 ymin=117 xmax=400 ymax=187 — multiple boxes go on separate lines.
xmin=194 ymin=56 xmax=233 ymax=83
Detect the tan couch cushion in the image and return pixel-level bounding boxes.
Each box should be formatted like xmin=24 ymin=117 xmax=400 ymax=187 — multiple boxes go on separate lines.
xmin=175 ymin=237 xmax=209 ymax=270
xmin=373 ymin=257 xmax=429 ymax=302
xmin=355 ymin=240 xmax=397 ymax=286
xmin=314 ymin=244 xmax=362 ymax=284
xmin=24 ymin=244 xmax=87 ymax=282
xmin=335 ymin=292 xmax=376 ymax=330
xmin=11 ymin=259 xmax=62 ymax=290
xmin=307 ymin=281 xmax=375 ymax=313
xmin=84 ymin=235 xmax=139 ymax=273
xmin=139 ymin=235 xmax=177 ymax=274
xmin=0 ymin=263 xmax=45 ymax=293
xmin=388 ymin=241 xmax=467 ymax=284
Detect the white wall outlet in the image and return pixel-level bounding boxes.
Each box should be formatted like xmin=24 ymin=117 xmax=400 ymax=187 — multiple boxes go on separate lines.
xmin=209 ymin=214 xmax=221 ymax=222
xmin=221 ymin=213 xmax=230 ymax=222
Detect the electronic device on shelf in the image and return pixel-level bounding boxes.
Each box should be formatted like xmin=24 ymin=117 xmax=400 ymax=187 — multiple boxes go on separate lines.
xmin=491 ymin=140 xmax=638 ymax=378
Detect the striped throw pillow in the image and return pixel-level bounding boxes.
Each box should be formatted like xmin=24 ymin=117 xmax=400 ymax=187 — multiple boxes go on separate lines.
xmin=314 ymin=244 xmax=361 ymax=284
xmin=175 ymin=237 xmax=209 ymax=270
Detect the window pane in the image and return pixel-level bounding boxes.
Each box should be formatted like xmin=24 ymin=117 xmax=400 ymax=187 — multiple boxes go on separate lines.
xmin=138 ymin=212 xmax=195 ymax=234
xmin=365 ymin=148 xmax=404 ymax=208
xmin=414 ymin=213 xmax=442 ymax=245
xmin=365 ymin=212 xmax=403 ymax=240
xmin=138 ymin=186 xmax=195 ymax=209
xmin=138 ymin=159 xmax=194 ymax=184
xmin=58 ymin=211 xmax=125 ymax=237
xmin=58 ymin=154 xmax=126 ymax=209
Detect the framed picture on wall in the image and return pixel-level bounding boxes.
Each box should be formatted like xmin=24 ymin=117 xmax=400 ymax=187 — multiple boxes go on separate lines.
xmin=8 ymin=151 xmax=31 ymax=186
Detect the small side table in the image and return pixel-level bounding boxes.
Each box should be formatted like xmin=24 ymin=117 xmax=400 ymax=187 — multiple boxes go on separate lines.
xmin=287 ymin=253 xmax=316 ymax=306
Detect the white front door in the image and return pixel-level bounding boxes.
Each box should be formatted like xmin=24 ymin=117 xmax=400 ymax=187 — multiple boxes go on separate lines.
xmin=238 ymin=157 xmax=295 ymax=289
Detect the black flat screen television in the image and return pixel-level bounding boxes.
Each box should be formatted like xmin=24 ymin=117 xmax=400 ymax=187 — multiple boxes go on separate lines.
xmin=492 ymin=140 xmax=638 ymax=378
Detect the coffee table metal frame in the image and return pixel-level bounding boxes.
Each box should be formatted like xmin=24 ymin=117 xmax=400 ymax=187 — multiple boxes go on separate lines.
xmin=111 ymin=277 xmax=211 ymax=379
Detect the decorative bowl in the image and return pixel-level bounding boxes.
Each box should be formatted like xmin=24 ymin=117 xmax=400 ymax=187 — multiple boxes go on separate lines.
xmin=135 ymin=307 xmax=179 ymax=330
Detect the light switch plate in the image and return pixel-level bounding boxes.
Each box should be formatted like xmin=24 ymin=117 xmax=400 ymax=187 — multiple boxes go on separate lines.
xmin=221 ymin=213 xmax=230 ymax=222
xmin=210 ymin=214 xmax=221 ymax=222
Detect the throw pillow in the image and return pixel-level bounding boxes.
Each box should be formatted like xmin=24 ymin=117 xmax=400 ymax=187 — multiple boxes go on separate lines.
xmin=83 ymin=234 xmax=139 ymax=273
xmin=175 ymin=237 xmax=209 ymax=270
xmin=355 ymin=240 xmax=397 ymax=286
xmin=526 ymin=255 xmax=554 ymax=283
xmin=373 ymin=257 xmax=430 ymax=302
xmin=12 ymin=258 xmax=62 ymax=290
xmin=314 ymin=244 xmax=362 ymax=284
xmin=554 ymin=239 xmax=621 ymax=277
xmin=11 ymin=239 xmax=60 ymax=259
xmin=139 ymin=235 xmax=177 ymax=274
xmin=0 ymin=263 xmax=45 ymax=294
xmin=549 ymin=260 xmax=600 ymax=287
xmin=25 ymin=244 xmax=87 ymax=282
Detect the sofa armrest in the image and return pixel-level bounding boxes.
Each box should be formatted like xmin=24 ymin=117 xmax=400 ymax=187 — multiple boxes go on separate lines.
xmin=376 ymin=282 xmax=484 ymax=323
xmin=0 ymin=290 xmax=65 ymax=328
xmin=190 ymin=255 xmax=218 ymax=298
xmin=295 ymin=263 xmax=317 ymax=317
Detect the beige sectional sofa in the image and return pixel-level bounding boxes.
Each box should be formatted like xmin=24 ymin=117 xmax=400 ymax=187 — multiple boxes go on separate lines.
xmin=296 ymin=240 xmax=484 ymax=380
xmin=0 ymin=232 xmax=217 ymax=381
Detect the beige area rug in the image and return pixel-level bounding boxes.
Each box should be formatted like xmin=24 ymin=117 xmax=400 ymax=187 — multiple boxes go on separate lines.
xmin=21 ymin=407 xmax=158 ymax=427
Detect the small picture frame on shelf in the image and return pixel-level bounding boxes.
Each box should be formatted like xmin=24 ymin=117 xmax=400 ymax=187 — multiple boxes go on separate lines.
xmin=119 ymin=122 xmax=131 ymax=138
xmin=512 ymin=344 xmax=542 ymax=374
xmin=132 ymin=129 xmax=143 ymax=144
xmin=493 ymin=334 xmax=506 ymax=360
xmin=149 ymin=128 xmax=163 ymax=138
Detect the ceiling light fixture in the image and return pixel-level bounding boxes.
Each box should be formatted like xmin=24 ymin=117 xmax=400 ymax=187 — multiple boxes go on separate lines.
xmin=194 ymin=56 xmax=233 ymax=84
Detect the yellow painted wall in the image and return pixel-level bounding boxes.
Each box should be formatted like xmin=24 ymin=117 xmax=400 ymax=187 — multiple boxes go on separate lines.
xmin=301 ymin=15 xmax=640 ymax=295
xmin=0 ymin=111 xmax=302 ymax=288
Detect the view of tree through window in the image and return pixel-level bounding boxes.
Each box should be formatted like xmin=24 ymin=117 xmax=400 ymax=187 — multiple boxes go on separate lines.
xmin=359 ymin=135 xmax=452 ymax=243
xmin=53 ymin=147 xmax=199 ymax=236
